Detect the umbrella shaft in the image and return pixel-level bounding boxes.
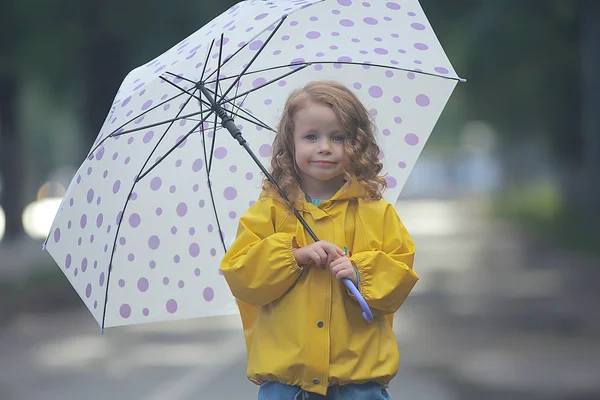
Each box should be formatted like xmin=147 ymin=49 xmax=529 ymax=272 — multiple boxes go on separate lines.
xmin=198 ymin=83 xmax=319 ymax=243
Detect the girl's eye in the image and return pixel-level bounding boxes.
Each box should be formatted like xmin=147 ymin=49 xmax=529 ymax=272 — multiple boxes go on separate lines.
xmin=306 ymin=134 xmax=317 ymax=140
xmin=332 ymin=135 xmax=345 ymax=142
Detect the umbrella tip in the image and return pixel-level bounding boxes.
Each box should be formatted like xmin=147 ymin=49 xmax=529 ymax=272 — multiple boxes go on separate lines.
xmin=42 ymin=242 xmax=47 ymax=251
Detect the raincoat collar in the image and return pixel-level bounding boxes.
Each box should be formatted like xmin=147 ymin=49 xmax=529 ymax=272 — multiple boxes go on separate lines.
xmin=297 ymin=180 xmax=366 ymax=214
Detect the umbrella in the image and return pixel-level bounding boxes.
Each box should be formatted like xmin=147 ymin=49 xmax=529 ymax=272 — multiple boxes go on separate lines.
xmin=44 ymin=0 xmax=463 ymax=329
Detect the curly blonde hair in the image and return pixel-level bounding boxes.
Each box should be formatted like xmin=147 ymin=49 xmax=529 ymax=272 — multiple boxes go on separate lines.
xmin=262 ymin=80 xmax=386 ymax=205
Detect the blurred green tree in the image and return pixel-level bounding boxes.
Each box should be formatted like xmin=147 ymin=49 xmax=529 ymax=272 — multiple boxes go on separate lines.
xmin=0 ymin=0 xmax=235 ymax=241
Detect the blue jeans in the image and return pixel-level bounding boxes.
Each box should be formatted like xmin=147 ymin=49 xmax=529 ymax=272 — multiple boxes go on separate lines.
xmin=258 ymin=381 xmax=390 ymax=399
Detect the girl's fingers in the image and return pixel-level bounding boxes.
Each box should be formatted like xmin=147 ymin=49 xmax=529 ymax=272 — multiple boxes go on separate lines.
xmin=335 ymin=269 xmax=351 ymax=280
xmin=315 ymin=249 xmax=328 ymax=268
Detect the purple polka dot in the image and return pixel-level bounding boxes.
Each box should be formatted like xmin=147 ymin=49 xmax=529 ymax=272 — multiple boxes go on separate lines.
xmin=386 ymin=1 xmax=400 ymax=10
xmin=143 ymin=130 xmax=154 ymax=143
xmin=192 ymin=159 xmax=204 ymax=172
xmin=393 ymin=96 xmax=402 ymax=103
xmin=85 ymin=284 xmax=92 ymax=298
xmin=143 ymin=308 xmax=150 ymax=316
xmin=249 ymin=40 xmax=263 ymax=51
xmin=307 ymin=31 xmax=321 ymax=39
xmin=194 ymin=268 xmax=201 ymax=276
xmin=163 ymin=277 xmax=169 ymax=285
xmin=149 ymin=261 xmax=156 ymax=269
xmin=374 ymin=48 xmax=388 ymax=55
xmin=166 ymin=299 xmax=178 ymax=313
xmin=137 ymin=277 xmax=149 ymax=292
xmin=174 ymin=255 xmax=180 ymax=263
xmin=245 ymin=172 xmax=253 ymax=180
xmin=199 ymin=200 xmax=206 ymax=208
xmin=435 ymin=66 xmax=449 ymax=74
xmin=416 ymin=94 xmax=430 ymax=107
xmin=120 ymin=304 xmax=132 ymax=318
xmin=395 ymin=117 xmax=403 ymax=124
xmin=53 ymin=228 xmax=61 ymax=243
xmin=255 ymin=12 xmax=268 ymax=20
xmin=149 ymin=235 xmax=160 ymax=250
xmin=151 ymin=177 xmax=162 ymax=190
xmin=369 ymin=85 xmax=383 ymax=98
xmin=411 ymin=22 xmax=425 ymax=30
xmin=364 ymin=17 xmax=378 ymax=25
xmin=210 ymin=248 xmax=217 ymax=257
xmin=385 ymin=176 xmax=398 ymax=188
xmin=203 ymin=287 xmax=215 ymax=301
xmin=224 ymin=187 xmax=237 ymax=200
xmin=189 ymin=243 xmax=200 ymax=257
xmin=229 ymin=211 xmax=237 ymax=219
xmin=128 ymin=253 xmax=135 ymax=262
xmin=178 ymin=280 xmax=185 ymax=289
xmin=259 ymin=144 xmax=272 ymax=157
xmin=96 ymin=147 xmax=105 ymax=160
xmin=407 ymin=72 xmax=416 ymax=80
xmin=156 ymin=207 xmax=163 ymax=216
xmin=215 ymin=147 xmax=227 ymax=159
xmin=340 ymin=19 xmax=354 ymax=27
xmin=99 ymin=272 xmax=105 ymax=286
xmin=80 ymin=214 xmax=87 ymax=229
xmin=414 ymin=43 xmax=428 ymax=50
xmin=129 ymin=213 xmax=141 ymax=228
xmin=176 ymin=202 xmax=188 ymax=217
xmin=65 ymin=254 xmax=72 ymax=269
xmin=113 ymin=180 xmax=121 ymax=194
xmin=141 ymin=100 xmax=153 ymax=110
xmin=383 ymin=129 xmax=391 ymax=136
xmin=405 ymin=133 xmax=419 ymax=146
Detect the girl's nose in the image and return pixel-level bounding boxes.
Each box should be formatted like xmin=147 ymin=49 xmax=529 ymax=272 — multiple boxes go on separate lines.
xmin=318 ymin=139 xmax=332 ymax=153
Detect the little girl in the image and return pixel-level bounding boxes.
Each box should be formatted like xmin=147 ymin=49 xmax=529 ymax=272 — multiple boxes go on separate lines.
xmin=220 ymin=81 xmax=418 ymax=399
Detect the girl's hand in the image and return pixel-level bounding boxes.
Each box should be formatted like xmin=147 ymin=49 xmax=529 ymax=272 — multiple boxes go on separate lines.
xmin=329 ymin=256 xmax=358 ymax=287
xmin=293 ymin=241 xmax=345 ymax=269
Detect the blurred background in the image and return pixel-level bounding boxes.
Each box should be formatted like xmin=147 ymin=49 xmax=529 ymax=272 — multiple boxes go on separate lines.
xmin=1 ymin=0 xmax=599 ymax=399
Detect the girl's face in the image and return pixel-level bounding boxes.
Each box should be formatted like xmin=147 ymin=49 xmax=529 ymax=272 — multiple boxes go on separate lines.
xmin=292 ymin=101 xmax=348 ymax=194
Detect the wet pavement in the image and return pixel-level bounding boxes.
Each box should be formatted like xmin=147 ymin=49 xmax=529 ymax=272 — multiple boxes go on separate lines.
xmin=1 ymin=198 xmax=599 ymax=399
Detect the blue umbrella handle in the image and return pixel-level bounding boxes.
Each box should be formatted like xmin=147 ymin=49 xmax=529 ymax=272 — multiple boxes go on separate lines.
xmin=342 ymin=278 xmax=373 ymax=322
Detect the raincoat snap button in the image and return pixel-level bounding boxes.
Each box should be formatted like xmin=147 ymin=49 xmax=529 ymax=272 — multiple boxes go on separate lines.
xmin=313 ymin=378 xmax=320 ymax=385
xmin=317 ymin=320 xmax=324 ymax=328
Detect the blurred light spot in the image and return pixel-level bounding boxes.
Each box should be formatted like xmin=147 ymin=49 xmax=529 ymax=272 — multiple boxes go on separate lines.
xmin=37 ymin=181 xmax=66 ymax=201
xmin=22 ymin=198 xmax=62 ymax=239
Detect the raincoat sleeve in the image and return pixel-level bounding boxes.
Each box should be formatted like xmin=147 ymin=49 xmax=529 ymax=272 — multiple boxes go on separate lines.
xmin=348 ymin=203 xmax=418 ymax=315
xmin=220 ymin=198 xmax=303 ymax=306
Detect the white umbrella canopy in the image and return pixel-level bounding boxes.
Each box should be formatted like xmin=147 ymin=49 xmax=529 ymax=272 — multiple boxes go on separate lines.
xmin=44 ymin=0 xmax=463 ymax=328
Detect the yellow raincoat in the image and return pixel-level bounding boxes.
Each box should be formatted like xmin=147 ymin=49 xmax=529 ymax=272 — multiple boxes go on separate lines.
xmin=220 ymin=180 xmax=418 ymax=395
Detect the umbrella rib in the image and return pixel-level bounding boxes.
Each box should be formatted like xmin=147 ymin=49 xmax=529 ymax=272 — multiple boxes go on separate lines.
xmin=86 ymin=90 xmax=190 ymax=159
xmin=159 ymin=75 xmax=212 ymax=109
xmin=207 ymin=34 xmax=226 ymax=174
xmin=206 ymin=60 xmax=464 ymax=84
xmin=222 ymin=106 xmax=275 ymax=132
xmin=198 ymin=96 xmax=228 ymax=254
xmin=217 ymin=15 xmax=287 ymax=106
xmin=136 ymin=109 xmax=215 ymax=183
xmin=108 ymin=108 xmax=212 ymax=138
xmin=101 ymin=86 xmax=202 ymax=330
xmin=207 ymin=104 xmax=220 ymax=174
xmin=200 ymin=38 xmax=215 ymax=84
xmin=163 ymin=71 xmax=197 ymax=86
xmin=220 ymin=63 xmax=310 ymax=105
